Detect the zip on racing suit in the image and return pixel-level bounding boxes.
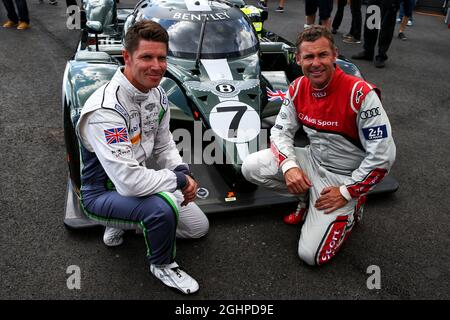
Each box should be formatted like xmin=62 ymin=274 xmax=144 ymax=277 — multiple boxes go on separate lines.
xmin=242 ymin=66 xmax=396 ymax=265
xmin=76 ymin=67 xmax=209 ymax=265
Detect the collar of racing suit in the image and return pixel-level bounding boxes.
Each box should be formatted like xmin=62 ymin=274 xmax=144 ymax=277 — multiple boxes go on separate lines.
xmin=113 ymin=67 xmax=150 ymax=104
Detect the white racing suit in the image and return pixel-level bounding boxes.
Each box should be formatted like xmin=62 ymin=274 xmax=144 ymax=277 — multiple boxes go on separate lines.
xmin=76 ymin=67 xmax=209 ymax=265
xmin=242 ymin=66 xmax=396 ymax=265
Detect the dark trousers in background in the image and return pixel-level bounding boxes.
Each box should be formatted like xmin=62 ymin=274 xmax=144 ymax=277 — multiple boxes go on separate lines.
xmin=2 ymin=0 xmax=29 ymax=23
xmin=65 ymin=0 xmax=78 ymax=6
xmin=362 ymin=0 xmax=400 ymax=59
xmin=349 ymin=0 xmax=362 ymax=40
xmin=332 ymin=0 xmax=362 ymax=40
xmin=332 ymin=0 xmax=347 ymax=31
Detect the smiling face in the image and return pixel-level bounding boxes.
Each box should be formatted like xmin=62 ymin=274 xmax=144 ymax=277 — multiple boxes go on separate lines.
xmin=123 ymin=39 xmax=167 ymax=92
xmin=296 ymin=36 xmax=337 ymax=89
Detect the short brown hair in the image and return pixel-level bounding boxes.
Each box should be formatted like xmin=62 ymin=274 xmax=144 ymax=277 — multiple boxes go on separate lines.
xmin=124 ymin=20 xmax=169 ymax=54
xmin=296 ymin=25 xmax=335 ymax=53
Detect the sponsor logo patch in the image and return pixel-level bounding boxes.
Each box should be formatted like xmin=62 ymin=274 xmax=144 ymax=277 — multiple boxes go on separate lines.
xmin=362 ymin=125 xmax=387 ymax=140
xmin=360 ymin=107 xmax=381 ymax=119
xmin=130 ymin=133 xmax=141 ymax=145
xmin=298 ymin=113 xmax=339 ymax=127
xmin=311 ymin=91 xmax=326 ymax=98
xmin=318 ymin=217 xmax=349 ymax=265
xmin=104 ymin=127 xmax=129 ymax=144
xmin=160 ymin=93 xmax=168 ymax=108
xmin=355 ymin=86 xmax=364 ymax=104
xmin=111 ymin=147 xmax=132 ymax=159
xmin=114 ymin=104 xmax=129 ymax=118
xmin=274 ymin=124 xmax=283 ymax=130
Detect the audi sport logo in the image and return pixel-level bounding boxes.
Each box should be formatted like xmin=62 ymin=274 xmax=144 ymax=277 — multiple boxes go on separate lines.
xmin=360 ymin=107 xmax=380 ymax=119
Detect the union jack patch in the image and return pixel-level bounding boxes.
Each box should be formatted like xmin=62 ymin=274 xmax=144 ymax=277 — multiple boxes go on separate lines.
xmin=104 ymin=127 xmax=129 ymax=144
xmin=266 ymin=88 xmax=286 ymax=102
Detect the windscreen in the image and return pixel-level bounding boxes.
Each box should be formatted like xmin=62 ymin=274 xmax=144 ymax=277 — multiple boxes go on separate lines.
xmin=144 ymin=8 xmax=259 ymax=59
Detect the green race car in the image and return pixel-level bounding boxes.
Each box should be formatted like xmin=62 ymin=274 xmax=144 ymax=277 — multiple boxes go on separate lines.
xmin=62 ymin=0 xmax=397 ymax=229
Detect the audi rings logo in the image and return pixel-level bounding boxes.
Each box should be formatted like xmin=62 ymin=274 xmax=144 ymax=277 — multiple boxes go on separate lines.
xmin=312 ymin=91 xmax=326 ymax=98
xmin=360 ymin=107 xmax=381 ymax=119
xmin=196 ymin=187 xmax=210 ymax=199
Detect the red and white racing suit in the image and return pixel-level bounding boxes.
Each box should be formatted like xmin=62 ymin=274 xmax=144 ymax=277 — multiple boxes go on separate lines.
xmin=242 ymin=66 xmax=396 ymax=265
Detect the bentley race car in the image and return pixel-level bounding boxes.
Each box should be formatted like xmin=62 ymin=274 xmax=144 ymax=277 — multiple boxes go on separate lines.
xmin=63 ymin=0 xmax=398 ymax=228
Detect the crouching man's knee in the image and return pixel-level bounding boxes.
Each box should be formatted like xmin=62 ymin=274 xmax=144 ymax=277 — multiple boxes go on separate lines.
xmin=184 ymin=214 xmax=209 ymax=239
xmin=194 ymin=218 xmax=209 ymax=238
xmin=175 ymin=201 xmax=209 ymax=239
xmin=241 ymin=153 xmax=257 ymax=183
xmin=298 ymin=242 xmax=318 ymax=266
xmin=242 ymin=149 xmax=274 ymax=184
xmin=145 ymin=192 xmax=179 ymax=229
xmin=298 ymin=234 xmax=347 ymax=266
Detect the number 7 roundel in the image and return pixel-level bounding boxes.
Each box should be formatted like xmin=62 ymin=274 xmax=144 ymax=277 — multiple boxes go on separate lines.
xmin=209 ymin=101 xmax=261 ymax=143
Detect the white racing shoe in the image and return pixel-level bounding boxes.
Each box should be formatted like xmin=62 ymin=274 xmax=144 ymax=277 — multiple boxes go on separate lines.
xmin=150 ymin=262 xmax=199 ymax=294
xmin=103 ymin=227 xmax=125 ymax=247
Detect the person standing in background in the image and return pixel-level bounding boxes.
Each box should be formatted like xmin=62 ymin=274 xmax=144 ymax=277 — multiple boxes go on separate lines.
xmin=304 ymin=0 xmax=334 ymax=30
xmin=331 ymin=0 xmax=363 ymax=44
xmin=2 ymin=0 xmax=30 ymax=29
xmin=331 ymin=0 xmax=348 ymax=33
xmin=352 ymin=0 xmax=400 ymax=68
xmin=398 ymin=0 xmax=414 ymax=40
xmin=397 ymin=0 xmax=415 ymax=26
xmin=259 ymin=0 xmax=286 ymax=13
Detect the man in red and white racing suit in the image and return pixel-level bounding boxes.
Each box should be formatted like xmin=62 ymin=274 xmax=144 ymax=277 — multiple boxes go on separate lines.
xmin=242 ymin=26 xmax=396 ymax=266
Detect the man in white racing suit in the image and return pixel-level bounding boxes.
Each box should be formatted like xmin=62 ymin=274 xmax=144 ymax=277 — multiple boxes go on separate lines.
xmin=242 ymin=26 xmax=396 ymax=266
xmin=76 ymin=21 xmax=209 ymax=294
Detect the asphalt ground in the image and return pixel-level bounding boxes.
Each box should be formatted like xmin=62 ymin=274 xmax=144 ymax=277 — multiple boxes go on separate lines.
xmin=0 ymin=0 xmax=449 ymax=302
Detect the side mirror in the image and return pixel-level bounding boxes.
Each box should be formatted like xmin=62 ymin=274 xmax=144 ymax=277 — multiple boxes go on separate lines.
xmin=283 ymin=45 xmax=296 ymax=54
xmin=86 ymin=20 xmax=103 ymax=34
xmin=86 ymin=21 xmax=103 ymax=52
